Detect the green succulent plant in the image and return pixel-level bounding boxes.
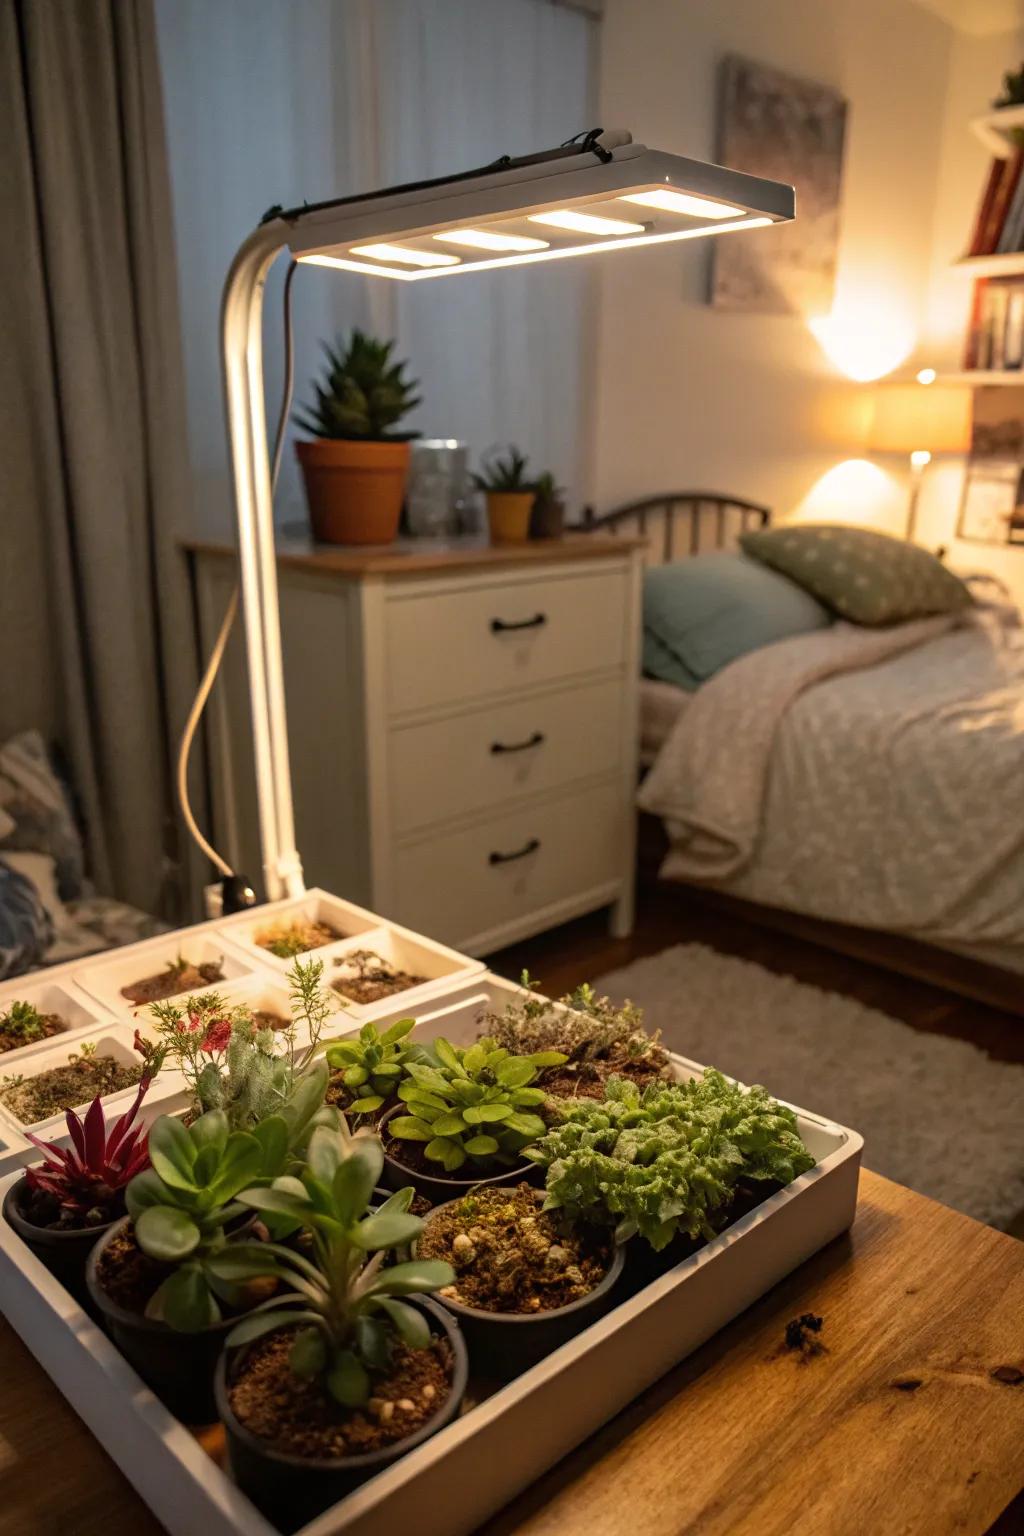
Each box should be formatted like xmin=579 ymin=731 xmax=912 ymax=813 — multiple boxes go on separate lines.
xmin=295 ymin=330 xmax=421 ymax=441
xmin=389 ymin=1035 xmax=564 ymax=1174
xmin=209 ymin=1121 xmax=454 ymax=1407
xmin=471 ymin=445 xmax=533 ymax=492
xmin=526 ymin=1071 xmax=816 ymax=1251
xmin=325 ymin=1017 xmax=417 ymax=1115
xmin=533 ymin=471 xmax=565 ymax=506
xmin=1 ymin=1000 xmax=48 ymax=1044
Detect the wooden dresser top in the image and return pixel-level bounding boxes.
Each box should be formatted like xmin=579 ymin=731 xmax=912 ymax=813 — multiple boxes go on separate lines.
xmin=183 ymin=531 xmax=644 ymax=578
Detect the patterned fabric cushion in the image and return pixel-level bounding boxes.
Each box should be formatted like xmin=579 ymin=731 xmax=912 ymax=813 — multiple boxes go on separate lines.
xmin=739 ymin=525 xmax=972 ymax=627
xmin=0 ymin=731 xmax=85 ymax=900
xmin=0 ymin=860 xmax=54 ymax=980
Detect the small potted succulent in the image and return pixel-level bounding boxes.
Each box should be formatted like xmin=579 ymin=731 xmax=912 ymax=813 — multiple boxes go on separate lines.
xmin=0 ymin=998 xmax=66 ymax=1055
xmin=295 ymin=330 xmax=421 ymax=546
xmin=211 ymin=1122 xmax=464 ymax=1530
xmin=2 ymin=1078 xmax=152 ymax=1304
xmin=323 ymin=1017 xmax=417 ymax=1119
xmin=530 ymin=472 xmax=566 ymax=540
xmin=472 ymin=445 xmax=535 ymax=544
xmin=380 ymin=1035 xmax=564 ymax=1203
xmin=417 ymin=1181 xmax=624 ymax=1380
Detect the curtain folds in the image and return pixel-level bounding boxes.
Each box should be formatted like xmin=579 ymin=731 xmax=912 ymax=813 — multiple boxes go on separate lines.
xmin=0 ymin=0 xmax=196 ymax=917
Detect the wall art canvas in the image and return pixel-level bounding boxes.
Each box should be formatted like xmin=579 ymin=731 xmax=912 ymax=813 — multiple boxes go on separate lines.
xmin=713 ymin=55 xmax=847 ymax=315
xmin=957 ymin=385 xmax=1024 ymax=545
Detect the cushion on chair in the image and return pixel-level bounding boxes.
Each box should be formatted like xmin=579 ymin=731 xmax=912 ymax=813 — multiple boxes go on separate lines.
xmin=642 ymin=551 xmax=832 ymax=690
xmin=739 ymin=524 xmax=972 ymax=626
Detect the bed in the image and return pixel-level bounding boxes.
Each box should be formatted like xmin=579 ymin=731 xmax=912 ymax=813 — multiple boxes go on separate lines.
xmin=583 ymin=493 xmax=1024 ymax=993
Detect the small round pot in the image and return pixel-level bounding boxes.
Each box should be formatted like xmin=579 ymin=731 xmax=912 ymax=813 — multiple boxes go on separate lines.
xmin=486 ymin=490 xmax=533 ymax=544
xmin=296 ymin=438 xmax=409 ymax=545
xmin=421 ymin=1199 xmax=625 ymax=1380
xmin=215 ymin=1298 xmax=467 ymax=1533
xmin=86 ymin=1216 xmax=243 ymax=1422
xmin=3 ymin=1175 xmax=115 ymax=1311
xmin=530 ymin=496 xmax=565 ymax=540
xmin=378 ymin=1105 xmax=534 ymax=1205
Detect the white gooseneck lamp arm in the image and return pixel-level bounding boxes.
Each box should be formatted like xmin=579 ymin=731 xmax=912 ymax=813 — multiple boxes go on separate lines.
xmin=219 ymin=137 xmax=793 ymax=903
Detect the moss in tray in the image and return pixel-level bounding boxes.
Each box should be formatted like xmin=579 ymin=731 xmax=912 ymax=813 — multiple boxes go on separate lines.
xmin=0 ymin=1000 xmax=65 ymax=1056
xmin=419 ymin=1183 xmax=612 ymax=1313
xmin=331 ymin=949 xmax=426 ymax=1006
xmin=255 ymin=918 xmax=340 ymax=959
xmin=0 ymin=1047 xmax=143 ymax=1125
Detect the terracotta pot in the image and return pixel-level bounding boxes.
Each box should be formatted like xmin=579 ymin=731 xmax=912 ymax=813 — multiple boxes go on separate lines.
xmin=486 ymin=490 xmax=534 ymax=544
xmin=216 ymin=1299 xmax=468 ymax=1532
xmin=378 ymin=1104 xmax=535 ymax=1205
xmin=296 ymin=438 xmax=410 ymax=546
xmin=420 ymin=1198 xmax=625 ymax=1381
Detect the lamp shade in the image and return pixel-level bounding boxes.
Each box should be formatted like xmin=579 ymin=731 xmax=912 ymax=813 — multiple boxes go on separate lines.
xmin=868 ymin=382 xmax=972 ymax=454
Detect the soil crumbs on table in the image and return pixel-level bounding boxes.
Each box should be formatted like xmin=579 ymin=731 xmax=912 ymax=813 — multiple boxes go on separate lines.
xmin=121 ymin=957 xmax=225 ymax=1005
xmin=332 ymin=949 xmax=426 ymax=1005
xmin=229 ymin=1329 xmax=453 ymax=1457
xmin=0 ymin=1052 xmax=143 ymax=1125
xmin=419 ymin=1182 xmax=611 ymax=1313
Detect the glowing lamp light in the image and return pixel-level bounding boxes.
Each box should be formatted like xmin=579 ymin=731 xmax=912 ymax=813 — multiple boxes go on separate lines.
xmin=868 ymin=380 xmax=972 ymax=540
xmin=623 ymin=188 xmax=744 ymax=219
xmin=435 ymin=228 xmax=549 ymax=252
xmin=528 ymin=208 xmax=646 ymax=236
xmin=349 ymin=242 xmax=461 ymax=267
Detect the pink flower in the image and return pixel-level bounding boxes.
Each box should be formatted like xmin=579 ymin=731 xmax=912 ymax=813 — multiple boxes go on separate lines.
xmin=183 ymin=1011 xmax=203 ymax=1034
xmin=133 ymin=1028 xmax=147 ymax=1057
xmin=200 ymin=1017 xmax=232 ymax=1054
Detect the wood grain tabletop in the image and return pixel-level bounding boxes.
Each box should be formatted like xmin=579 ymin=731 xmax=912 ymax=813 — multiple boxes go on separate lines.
xmin=0 ymin=1170 xmax=1021 ymax=1536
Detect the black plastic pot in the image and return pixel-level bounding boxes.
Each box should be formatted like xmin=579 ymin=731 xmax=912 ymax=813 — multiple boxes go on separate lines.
xmin=3 ymin=1175 xmax=115 ymax=1312
xmin=86 ymin=1215 xmax=243 ymax=1423
xmin=530 ymin=496 xmax=565 ymax=540
xmin=421 ymin=1198 xmax=625 ymax=1380
xmin=215 ymin=1297 xmax=468 ymax=1533
xmin=379 ymin=1104 xmax=535 ymax=1205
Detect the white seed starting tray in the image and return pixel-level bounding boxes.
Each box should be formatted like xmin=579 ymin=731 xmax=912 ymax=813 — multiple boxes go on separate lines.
xmin=0 ymin=904 xmax=863 ymax=1536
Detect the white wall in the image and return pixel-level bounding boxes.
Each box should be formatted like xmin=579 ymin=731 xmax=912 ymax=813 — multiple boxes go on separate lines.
xmin=589 ymin=0 xmax=956 ymax=533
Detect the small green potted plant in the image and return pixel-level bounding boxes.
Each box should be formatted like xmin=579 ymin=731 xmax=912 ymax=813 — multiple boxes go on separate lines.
xmin=530 ymin=471 xmax=566 ymax=540
xmin=472 ymin=445 xmax=535 ymax=543
xmin=295 ymin=330 xmax=421 ymax=546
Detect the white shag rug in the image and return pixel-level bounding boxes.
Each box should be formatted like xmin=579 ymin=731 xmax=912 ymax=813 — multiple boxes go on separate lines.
xmin=593 ymin=944 xmax=1024 ymax=1230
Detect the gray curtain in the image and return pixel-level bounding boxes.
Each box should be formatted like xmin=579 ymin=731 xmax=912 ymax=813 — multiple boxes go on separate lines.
xmin=0 ymin=0 xmax=198 ymax=918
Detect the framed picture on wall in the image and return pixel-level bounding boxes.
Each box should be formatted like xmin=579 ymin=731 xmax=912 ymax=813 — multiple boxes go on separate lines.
xmin=957 ymin=386 xmax=1024 ymax=544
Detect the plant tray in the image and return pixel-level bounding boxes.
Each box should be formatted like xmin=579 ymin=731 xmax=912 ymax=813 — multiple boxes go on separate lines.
xmin=0 ymin=970 xmax=863 ymax=1536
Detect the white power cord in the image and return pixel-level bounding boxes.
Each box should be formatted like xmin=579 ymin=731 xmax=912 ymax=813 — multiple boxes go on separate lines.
xmin=177 ymin=257 xmax=298 ymax=880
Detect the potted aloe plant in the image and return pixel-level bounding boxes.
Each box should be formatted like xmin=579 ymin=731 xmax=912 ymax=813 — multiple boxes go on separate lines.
xmin=212 ymin=1121 xmax=463 ymax=1530
xmin=295 ymin=330 xmax=421 ymax=546
xmin=472 ymin=445 xmax=535 ymax=543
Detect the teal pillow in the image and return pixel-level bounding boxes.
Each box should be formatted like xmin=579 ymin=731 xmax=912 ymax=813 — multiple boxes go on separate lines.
xmin=642 ymin=551 xmax=832 ymax=691
xmin=740 ymin=524 xmax=972 ymax=626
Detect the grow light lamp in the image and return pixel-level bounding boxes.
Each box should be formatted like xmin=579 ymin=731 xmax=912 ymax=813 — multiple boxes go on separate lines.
xmin=222 ymin=131 xmax=793 ymax=900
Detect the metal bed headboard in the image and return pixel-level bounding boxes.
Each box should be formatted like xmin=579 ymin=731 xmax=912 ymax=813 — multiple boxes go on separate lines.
xmin=582 ymin=492 xmax=771 ymax=566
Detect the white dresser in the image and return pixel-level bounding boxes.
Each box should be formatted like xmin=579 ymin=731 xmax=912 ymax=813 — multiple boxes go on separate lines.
xmin=189 ymin=535 xmax=642 ymax=955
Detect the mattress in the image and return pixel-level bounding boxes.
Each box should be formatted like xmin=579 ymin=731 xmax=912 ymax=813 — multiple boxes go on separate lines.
xmin=640 ymin=677 xmax=691 ymax=766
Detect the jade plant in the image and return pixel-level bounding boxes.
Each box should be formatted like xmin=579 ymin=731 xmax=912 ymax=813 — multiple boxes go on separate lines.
xmin=295 ymin=330 xmax=421 ymax=441
xmin=526 ymin=1071 xmax=816 ymax=1250
xmin=471 ymin=445 xmax=532 ymax=492
xmin=389 ymin=1036 xmax=565 ymax=1174
xmin=325 ymin=1017 xmax=417 ymax=1115
xmin=207 ymin=1122 xmax=454 ymax=1406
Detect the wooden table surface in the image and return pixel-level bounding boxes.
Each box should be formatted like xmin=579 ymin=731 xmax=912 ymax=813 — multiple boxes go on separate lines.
xmin=1 ymin=1170 xmax=1022 ymax=1536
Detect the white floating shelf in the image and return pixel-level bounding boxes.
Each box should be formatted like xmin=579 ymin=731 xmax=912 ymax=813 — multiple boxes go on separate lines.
xmin=953 ymin=250 xmax=1024 ymax=278
xmin=938 ymin=370 xmax=1024 ymax=386
xmin=970 ymin=104 xmax=1024 ymax=160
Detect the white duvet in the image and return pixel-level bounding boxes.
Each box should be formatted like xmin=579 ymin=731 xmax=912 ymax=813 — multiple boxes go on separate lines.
xmin=638 ymin=606 xmax=1024 ymax=959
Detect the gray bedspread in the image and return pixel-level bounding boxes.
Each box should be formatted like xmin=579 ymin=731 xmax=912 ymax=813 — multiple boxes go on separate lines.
xmin=638 ymin=607 xmax=1024 ymax=960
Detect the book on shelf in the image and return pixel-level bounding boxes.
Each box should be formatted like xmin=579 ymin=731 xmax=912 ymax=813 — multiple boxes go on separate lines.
xmin=963 ymin=276 xmax=1024 ymax=373
xmin=968 ymin=151 xmax=1024 ymax=255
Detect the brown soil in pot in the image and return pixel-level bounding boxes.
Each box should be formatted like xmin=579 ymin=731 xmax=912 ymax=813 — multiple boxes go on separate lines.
xmin=538 ymin=1051 xmax=671 ymax=1102
xmin=255 ymin=919 xmax=340 ymax=959
xmin=97 ymin=1223 xmax=275 ymax=1316
xmin=0 ymin=1010 xmax=65 ymax=1055
xmin=19 ymin=1183 xmax=121 ymax=1234
xmin=121 ymin=958 xmax=225 ymax=1005
xmin=228 ymin=1327 xmax=453 ymax=1458
xmin=252 ymin=1010 xmax=289 ymax=1032
xmin=0 ymin=1052 xmax=143 ymax=1125
xmin=331 ymin=950 xmax=426 ymax=1006
xmin=418 ymin=1183 xmax=611 ymax=1313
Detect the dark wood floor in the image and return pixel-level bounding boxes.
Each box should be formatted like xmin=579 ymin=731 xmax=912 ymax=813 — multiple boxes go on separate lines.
xmin=487 ymin=879 xmax=1024 ymax=1238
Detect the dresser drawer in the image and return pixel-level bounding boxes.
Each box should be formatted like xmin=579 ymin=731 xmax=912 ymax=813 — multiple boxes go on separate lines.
xmin=389 ymin=678 xmax=624 ymax=836
xmin=385 ymin=568 xmax=628 ymax=715
xmin=391 ymin=780 xmax=624 ymax=949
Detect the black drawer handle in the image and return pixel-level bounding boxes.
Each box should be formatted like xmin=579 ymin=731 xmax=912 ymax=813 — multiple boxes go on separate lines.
xmin=488 ymin=837 xmax=540 ymax=866
xmin=490 ymin=731 xmax=545 ymax=756
xmin=490 ymin=613 xmax=547 ymax=634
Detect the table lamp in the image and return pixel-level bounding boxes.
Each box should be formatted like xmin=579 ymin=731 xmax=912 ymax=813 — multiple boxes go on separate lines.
xmin=867 ymin=374 xmax=972 ymax=542
xmin=220 ymin=130 xmax=794 ymax=900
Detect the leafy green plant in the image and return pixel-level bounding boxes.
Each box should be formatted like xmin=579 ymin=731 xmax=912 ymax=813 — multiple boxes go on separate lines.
xmin=125 ymin=1109 xmax=287 ymax=1330
xmin=208 ymin=1122 xmax=454 ymax=1407
xmin=1 ymin=1000 xmax=49 ymax=1045
xmin=471 ymin=445 xmax=532 ymax=493
xmin=389 ymin=1036 xmax=564 ymax=1174
xmin=995 ymin=64 xmax=1024 ymax=108
xmin=325 ymin=1017 xmax=417 ymax=1115
xmin=533 ymin=472 xmax=564 ymax=506
xmin=295 ymin=330 xmax=421 ymax=441
xmin=526 ymin=1071 xmax=816 ymax=1250
xmin=483 ymin=972 xmax=662 ymax=1071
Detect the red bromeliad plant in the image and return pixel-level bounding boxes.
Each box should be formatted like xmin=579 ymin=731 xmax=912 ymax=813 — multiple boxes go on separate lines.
xmin=24 ymin=1077 xmax=152 ymax=1226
